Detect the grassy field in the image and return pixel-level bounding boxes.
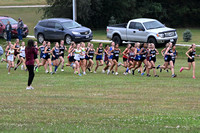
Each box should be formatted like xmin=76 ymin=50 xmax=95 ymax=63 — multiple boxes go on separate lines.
xmin=0 ymin=38 xmax=200 ymax=132
xmin=0 ymin=0 xmax=46 ymax=6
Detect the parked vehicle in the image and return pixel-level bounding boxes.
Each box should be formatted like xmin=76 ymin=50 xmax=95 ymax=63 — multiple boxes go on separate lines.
xmin=107 ymin=18 xmax=178 ymax=46
xmin=0 ymin=16 xmax=29 ymax=40
xmin=34 ymin=18 xmax=93 ymax=44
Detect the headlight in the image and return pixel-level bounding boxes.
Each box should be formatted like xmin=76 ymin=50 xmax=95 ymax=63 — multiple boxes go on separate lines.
xmin=157 ymin=33 xmax=164 ymax=38
xmin=72 ymin=31 xmax=80 ymax=35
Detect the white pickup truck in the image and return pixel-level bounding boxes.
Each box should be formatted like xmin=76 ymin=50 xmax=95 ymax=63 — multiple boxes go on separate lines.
xmin=107 ymin=18 xmax=178 ymax=46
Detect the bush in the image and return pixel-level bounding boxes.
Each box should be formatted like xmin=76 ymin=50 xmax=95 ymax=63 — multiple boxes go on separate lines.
xmin=108 ymin=16 xmax=117 ymax=26
xmin=183 ymin=29 xmax=192 ymax=42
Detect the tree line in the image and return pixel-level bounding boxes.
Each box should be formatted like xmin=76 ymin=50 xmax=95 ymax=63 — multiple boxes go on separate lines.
xmin=43 ymin=0 xmax=200 ymax=28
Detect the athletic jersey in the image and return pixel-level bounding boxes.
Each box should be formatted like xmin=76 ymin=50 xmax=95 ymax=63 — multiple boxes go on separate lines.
xmin=150 ymin=49 xmax=156 ymax=58
xmin=123 ymin=48 xmax=129 ymax=58
xmin=98 ymin=48 xmax=103 ymax=55
xmin=74 ymin=49 xmax=81 ymax=60
xmin=40 ymin=46 xmax=45 ymax=57
xmin=135 ymin=48 xmax=141 ymax=60
xmin=19 ymin=46 xmax=25 ymax=57
xmin=59 ymin=45 xmax=65 ymax=56
xmin=53 ymin=47 xmax=60 ymax=57
xmin=88 ymin=49 xmax=95 ymax=58
xmin=141 ymin=48 xmax=147 ymax=58
xmin=104 ymin=51 xmax=108 ymax=61
xmin=14 ymin=43 xmax=20 ymax=55
xmin=80 ymin=48 xmax=86 ymax=59
xmin=172 ymin=50 xmax=177 ymax=61
xmin=7 ymin=49 xmax=14 ymax=61
xmin=109 ymin=47 xmax=114 ymax=55
xmin=129 ymin=50 xmax=135 ymax=60
xmin=113 ymin=49 xmax=120 ymax=58
xmin=45 ymin=47 xmax=51 ymax=56
xmin=189 ymin=50 xmax=196 ymax=59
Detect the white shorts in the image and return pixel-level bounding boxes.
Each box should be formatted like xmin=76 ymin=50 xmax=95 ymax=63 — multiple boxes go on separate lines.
xmin=7 ymin=55 xmax=14 ymax=62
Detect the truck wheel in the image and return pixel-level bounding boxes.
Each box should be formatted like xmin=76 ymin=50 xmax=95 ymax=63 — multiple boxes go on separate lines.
xmin=148 ymin=37 xmax=157 ymax=46
xmin=112 ymin=35 xmax=122 ymax=45
xmin=65 ymin=35 xmax=72 ymax=45
xmin=37 ymin=33 xmax=45 ymax=44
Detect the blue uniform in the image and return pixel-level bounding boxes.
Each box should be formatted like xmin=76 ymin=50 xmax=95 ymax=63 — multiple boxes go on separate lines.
xmin=42 ymin=47 xmax=51 ymax=60
xmin=96 ymin=48 xmax=103 ymax=60
xmin=109 ymin=47 xmax=114 ymax=59
xmin=52 ymin=47 xmax=60 ymax=60
xmin=134 ymin=48 xmax=141 ymax=61
xmin=40 ymin=46 xmax=45 ymax=59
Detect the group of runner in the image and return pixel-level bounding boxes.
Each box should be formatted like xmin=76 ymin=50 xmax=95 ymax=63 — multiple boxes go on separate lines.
xmin=1 ymin=39 xmax=198 ymax=78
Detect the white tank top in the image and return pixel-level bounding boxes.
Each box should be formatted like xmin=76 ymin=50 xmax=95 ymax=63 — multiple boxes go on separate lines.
xmin=20 ymin=46 xmax=26 ymax=57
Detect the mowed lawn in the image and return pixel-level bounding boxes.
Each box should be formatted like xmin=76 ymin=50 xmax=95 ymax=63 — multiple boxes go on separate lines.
xmin=0 ymin=38 xmax=200 ymax=132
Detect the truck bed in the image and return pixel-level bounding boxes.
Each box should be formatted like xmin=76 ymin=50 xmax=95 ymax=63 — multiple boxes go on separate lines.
xmin=108 ymin=23 xmax=127 ymax=28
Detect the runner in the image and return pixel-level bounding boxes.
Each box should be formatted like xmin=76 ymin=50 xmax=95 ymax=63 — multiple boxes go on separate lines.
xmin=94 ymin=43 xmax=104 ymax=73
xmin=7 ymin=44 xmax=15 ymax=74
xmin=58 ymin=40 xmax=67 ymax=72
xmin=180 ymin=44 xmax=198 ymax=79
xmin=87 ymin=43 xmax=95 ymax=72
xmin=14 ymin=41 xmax=26 ymax=71
xmin=51 ymin=42 xmax=60 ymax=74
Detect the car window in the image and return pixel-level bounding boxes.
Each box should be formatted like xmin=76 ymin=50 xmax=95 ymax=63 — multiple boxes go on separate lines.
xmin=39 ymin=21 xmax=47 ymax=27
xmin=47 ymin=22 xmax=55 ymax=28
xmin=55 ymin=23 xmax=63 ymax=30
xmin=1 ymin=18 xmax=18 ymax=25
xmin=129 ymin=22 xmax=135 ymax=29
xmin=135 ymin=22 xmax=144 ymax=30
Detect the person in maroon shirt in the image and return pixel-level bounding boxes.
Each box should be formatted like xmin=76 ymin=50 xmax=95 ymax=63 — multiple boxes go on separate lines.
xmin=25 ymin=39 xmax=37 ymax=90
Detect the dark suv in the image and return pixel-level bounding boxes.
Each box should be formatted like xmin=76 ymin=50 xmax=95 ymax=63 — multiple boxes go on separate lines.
xmin=34 ymin=18 xmax=93 ymax=44
xmin=0 ymin=16 xmax=29 ymax=39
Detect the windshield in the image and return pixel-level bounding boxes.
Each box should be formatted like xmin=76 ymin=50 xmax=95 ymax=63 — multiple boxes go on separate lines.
xmin=62 ymin=21 xmax=81 ymax=29
xmin=1 ymin=18 xmax=18 ymax=25
xmin=143 ymin=21 xmax=165 ymax=30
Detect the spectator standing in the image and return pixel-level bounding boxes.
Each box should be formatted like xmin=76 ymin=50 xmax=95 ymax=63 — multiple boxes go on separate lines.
xmin=17 ymin=18 xmax=24 ymax=41
xmin=5 ymin=21 xmax=12 ymax=41
xmin=25 ymin=39 xmax=37 ymax=90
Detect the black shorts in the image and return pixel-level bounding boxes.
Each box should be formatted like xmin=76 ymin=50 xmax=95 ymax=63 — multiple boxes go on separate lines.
xmin=164 ymin=56 xmax=172 ymax=62
xmin=59 ymin=54 xmax=64 ymax=58
xmin=20 ymin=56 xmax=25 ymax=59
xmin=34 ymin=54 xmax=38 ymax=59
xmin=123 ymin=57 xmax=128 ymax=62
xmin=188 ymin=58 xmax=194 ymax=63
xmin=43 ymin=55 xmax=50 ymax=60
xmin=140 ymin=57 xmax=146 ymax=62
xmin=172 ymin=59 xmax=175 ymax=65
xmin=14 ymin=52 xmax=19 ymax=56
xmin=69 ymin=56 xmax=75 ymax=62
xmin=112 ymin=56 xmax=119 ymax=62
xmin=149 ymin=57 xmax=156 ymax=62
xmin=89 ymin=57 xmax=94 ymax=60
xmin=52 ymin=56 xmax=59 ymax=61
xmin=85 ymin=55 xmax=89 ymax=60
xmin=80 ymin=58 xmax=85 ymax=61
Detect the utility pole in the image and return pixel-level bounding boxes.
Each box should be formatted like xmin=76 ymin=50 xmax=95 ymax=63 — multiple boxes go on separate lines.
xmin=73 ymin=0 xmax=77 ymax=21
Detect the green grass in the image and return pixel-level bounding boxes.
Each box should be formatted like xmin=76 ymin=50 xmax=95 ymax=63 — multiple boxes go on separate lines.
xmin=0 ymin=0 xmax=46 ymax=6
xmin=0 ymin=38 xmax=200 ymax=132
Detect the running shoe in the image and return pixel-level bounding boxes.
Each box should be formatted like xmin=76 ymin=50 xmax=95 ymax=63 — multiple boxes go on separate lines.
xmin=132 ymin=70 xmax=135 ymax=75
xmin=102 ymin=69 xmax=105 ymax=73
xmin=123 ymin=72 xmax=128 ymax=75
xmin=107 ymin=70 xmax=110 ymax=75
xmin=36 ymin=67 xmax=39 ymax=72
xmin=79 ymin=74 xmax=82 ymax=76
xmin=141 ymin=73 xmax=144 ymax=76
xmin=30 ymin=86 xmax=34 ymax=90
xmin=8 ymin=72 xmax=10 ymax=75
xmin=61 ymin=69 xmax=64 ymax=72
xmin=138 ymin=70 xmax=141 ymax=73
xmin=172 ymin=74 xmax=177 ymax=78
xmin=160 ymin=68 xmax=162 ymax=73
xmin=156 ymin=65 xmax=160 ymax=69
xmin=112 ymin=71 xmax=115 ymax=74
xmin=26 ymin=86 xmax=32 ymax=90
xmin=180 ymin=67 xmax=184 ymax=72
xmin=115 ymin=72 xmax=119 ymax=75
xmin=45 ymin=70 xmax=49 ymax=74
xmin=146 ymin=74 xmax=151 ymax=77
xmin=94 ymin=71 xmax=97 ymax=74
xmin=193 ymin=76 xmax=196 ymax=79
xmin=154 ymin=75 xmax=159 ymax=77
xmin=118 ymin=62 xmax=122 ymax=67
xmin=166 ymin=69 xmax=169 ymax=72
xmin=1 ymin=58 xmax=4 ymax=63
xmin=83 ymin=72 xmax=86 ymax=75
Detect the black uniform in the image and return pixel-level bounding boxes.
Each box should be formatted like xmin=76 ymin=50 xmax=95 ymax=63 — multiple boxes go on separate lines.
xmin=112 ymin=49 xmax=120 ymax=62
xmin=149 ymin=49 xmax=156 ymax=62
xmin=59 ymin=45 xmax=65 ymax=58
xmin=88 ymin=49 xmax=95 ymax=60
xmin=165 ymin=48 xmax=173 ymax=62
xmin=188 ymin=50 xmax=196 ymax=62
xmin=140 ymin=48 xmax=147 ymax=62
xmin=52 ymin=47 xmax=60 ymax=60
xmin=43 ymin=47 xmax=51 ymax=60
